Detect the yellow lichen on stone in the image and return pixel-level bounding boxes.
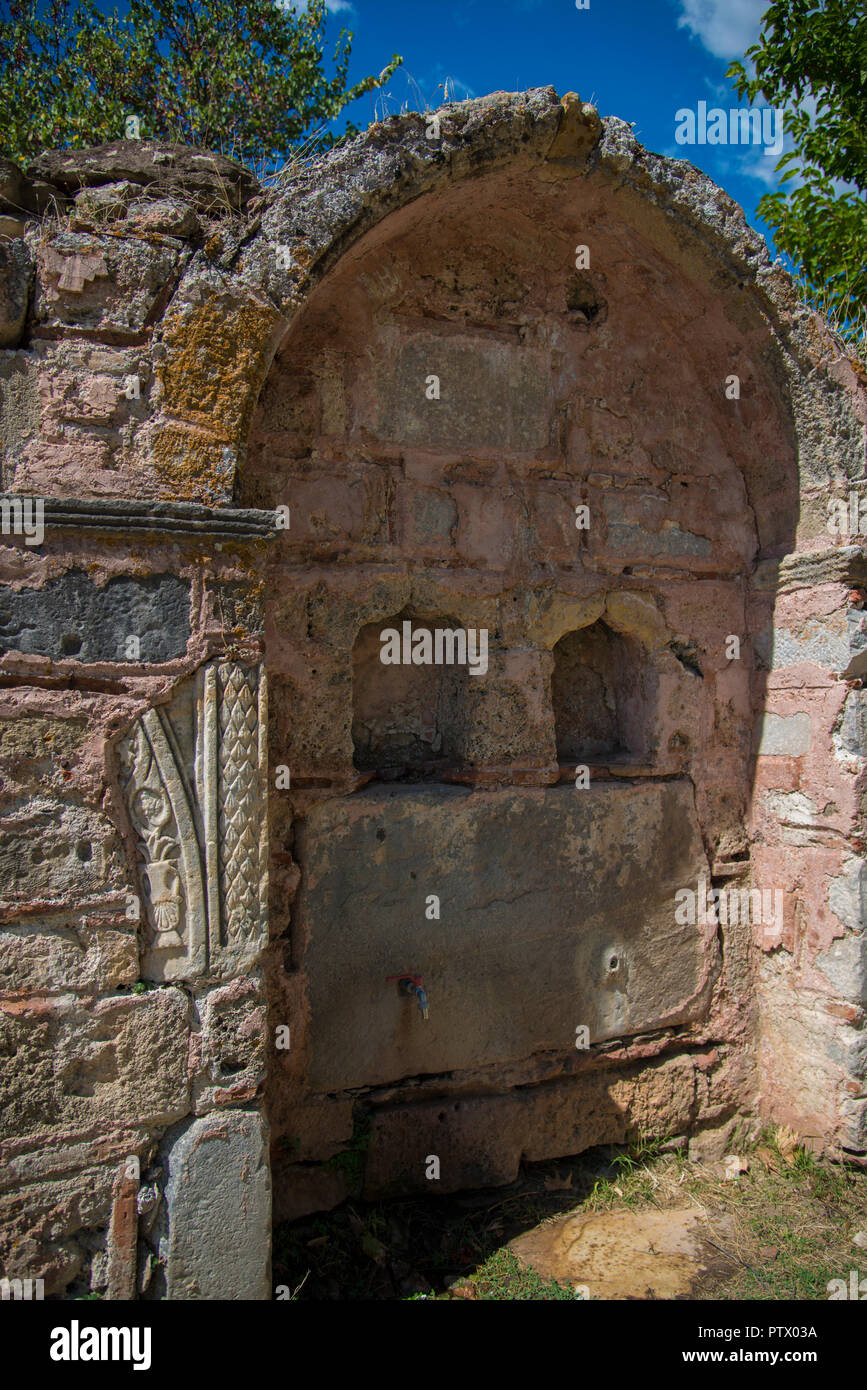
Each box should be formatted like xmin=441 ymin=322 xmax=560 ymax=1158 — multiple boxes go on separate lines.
xmin=528 ymin=594 xmax=606 ymax=648
xmin=157 ymin=291 xmax=285 ymax=443
xmin=605 ymin=591 xmax=669 ymax=650
xmin=152 ymin=422 xmax=234 ymax=503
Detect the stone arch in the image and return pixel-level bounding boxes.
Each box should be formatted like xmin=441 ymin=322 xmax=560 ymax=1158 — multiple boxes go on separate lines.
xmin=250 ymin=99 xmax=867 ymax=1227
xmin=145 ymin=88 xmax=861 ymax=541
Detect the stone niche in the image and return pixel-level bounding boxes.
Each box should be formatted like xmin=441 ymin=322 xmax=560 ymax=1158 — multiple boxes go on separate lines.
xmin=552 ymin=620 xmax=655 ymax=763
xmin=251 ymin=96 xmax=805 ymax=1214
xmin=352 ymin=613 xmax=470 ymax=779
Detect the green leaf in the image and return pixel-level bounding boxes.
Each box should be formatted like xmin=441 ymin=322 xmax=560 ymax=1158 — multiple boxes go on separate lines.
xmin=0 ymin=0 xmax=404 ymax=165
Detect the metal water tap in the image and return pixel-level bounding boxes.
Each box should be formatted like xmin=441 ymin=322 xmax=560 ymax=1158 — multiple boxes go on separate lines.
xmin=386 ymin=972 xmax=430 ymax=1020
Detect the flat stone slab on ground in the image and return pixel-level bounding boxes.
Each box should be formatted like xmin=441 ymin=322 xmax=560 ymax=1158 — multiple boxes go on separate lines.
xmin=510 ymin=1206 xmax=734 ymax=1299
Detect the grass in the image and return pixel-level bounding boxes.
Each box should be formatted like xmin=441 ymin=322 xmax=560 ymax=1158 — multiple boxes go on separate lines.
xmin=693 ymin=1134 xmax=865 ymax=1301
xmin=322 ymin=1110 xmax=373 ymax=1192
xmin=791 ymin=270 xmax=867 ymax=370
xmin=456 ymin=1249 xmax=576 ymax=1301
xmin=272 ymin=1127 xmax=867 ymax=1301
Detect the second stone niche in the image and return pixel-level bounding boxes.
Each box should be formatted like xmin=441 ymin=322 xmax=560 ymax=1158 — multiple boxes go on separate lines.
xmin=552 ymin=620 xmax=655 ymax=765
xmin=352 ymin=612 xmax=470 ymax=781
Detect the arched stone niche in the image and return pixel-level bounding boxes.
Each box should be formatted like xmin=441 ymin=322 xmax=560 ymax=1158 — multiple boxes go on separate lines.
xmin=119 ymin=88 xmax=867 ymax=1245
xmin=352 ymin=611 xmax=471 ymax=779
xmin=253 ymin=95 xmax=826 ymax=1218
xmin=552 ymin=620 xmax=655 ymax=763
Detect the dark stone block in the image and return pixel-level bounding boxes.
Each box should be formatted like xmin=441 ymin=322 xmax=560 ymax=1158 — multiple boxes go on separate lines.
xmin=0 ymin=571 xmax=190 ymax=663
xmin=0 ymin=156 xmax=25 ymax=213
xmin=0 ymin=240 xmax=33 ymax=348
xmin=26 ymin=142 xmax=259 ymax=211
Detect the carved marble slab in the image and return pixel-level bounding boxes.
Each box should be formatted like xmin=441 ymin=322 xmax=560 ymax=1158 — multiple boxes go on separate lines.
xmin=119 ymin=659 xmax=267 ymax=982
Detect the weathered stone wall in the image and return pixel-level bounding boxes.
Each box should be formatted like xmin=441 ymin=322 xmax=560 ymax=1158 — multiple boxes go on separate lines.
xmin=0 ymin=87 xmax=865 ymax=1297
xmin=0 ymin=512 xmax=273 ymax=1296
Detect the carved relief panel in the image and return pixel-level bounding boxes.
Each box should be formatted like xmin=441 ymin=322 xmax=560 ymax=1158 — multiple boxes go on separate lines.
xmin=119 ymin=660 xmax=267 ymax=982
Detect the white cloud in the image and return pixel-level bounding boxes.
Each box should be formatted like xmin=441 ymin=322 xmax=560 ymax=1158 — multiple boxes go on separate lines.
xmin=675 ymin=0 xmax=768 ymax=60
xmin=738 ymin=146 xmax=787 ymax=189
xmin=276 ymin=0 xmax=355 ymax=13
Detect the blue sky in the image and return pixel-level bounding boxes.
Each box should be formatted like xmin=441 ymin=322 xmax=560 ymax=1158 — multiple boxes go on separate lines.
xmin=325 ymin=0 xmax=783 ymax=248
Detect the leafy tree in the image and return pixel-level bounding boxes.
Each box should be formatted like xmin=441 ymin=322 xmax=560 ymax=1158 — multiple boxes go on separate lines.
xmin=0 ymin=0 xmax=402 ymax=166
xmin=728 ymin=0 xmax=867 ymax=345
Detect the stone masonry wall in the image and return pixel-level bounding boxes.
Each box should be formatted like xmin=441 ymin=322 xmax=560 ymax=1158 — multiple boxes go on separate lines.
xmin=0 ymin=88 xmax=865 ymax=1297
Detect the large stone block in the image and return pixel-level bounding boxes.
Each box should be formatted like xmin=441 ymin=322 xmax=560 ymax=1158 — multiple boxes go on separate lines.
xmin=28 ymin=142 xmax=258 ymax=212
xmin=32 ymin=337 xmax=147 ymax=425
xmin=755 ymin=598 xmax=867 ymax=680
xmin=757 ymin=956 xmax=849 ymax=1143
xmin=0 ymin=571 xmax=190 ymax=663
xmin=296 ymin=781 xmax=716 ymax=1091
xmin=374 ymin=336 xmax=549 ymax=454
xmin=271 ymin=1164 xmax=350 ymax=1224
xmin=598 ymin=491 xmax=716 ymax=564
xmin=192 ymin=977 xmax=267 ymax=1113
xmin=0 ymin=714 xmax=87 ymax=766
xmin=0 ymin=797 xmax=127 ymax=908
xmin=0 ymin=156 xmax=25 ymax=213
xmin=364 ymin=1093 xmax=526 ymax=1197
xmin=34 ymin=232 xmax=183 ymax=336
xmin=837 ymin=688 xmax=867 ymax=757
xmin=154 ymin=268 xmax=284 ymax=443
xmin=0 ymin=988 xmax=190 ymax=1146
xmin=762 ymin=611 xmax=849 ymax=672
xmin=6 ymin=337 xmax=150 ymax=494
xmin=0 ymin=915 xmax=137 ymax=994
xmin=817 ymin=934 xmax=866 ymax=1006
xmin=0 ymin=1163 xmax=118 ymax=1293
xmin=278 ymin=464 xmax=392 ymax=549
xmin=828 ymin=857 xmax=867 ymax=934
xmin=603 ymin=521 xmax=712 ymax=561
xmin=0 ymin=353 xmax=39 ymax=488
xmin=361 ymin=1054 xmax=701 ymax=1197
xmin=161 ymin=1110 xmax=270 ymax=1300
xmin=755 ymin=711 xmax=812 ymax=757
xmin=0 ymin=715 xmax=93 ymax=807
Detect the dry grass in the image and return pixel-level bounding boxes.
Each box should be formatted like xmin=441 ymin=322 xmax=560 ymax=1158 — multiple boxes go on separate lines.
xmin=578 ymin=1126 xmax=866 ymax=1301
